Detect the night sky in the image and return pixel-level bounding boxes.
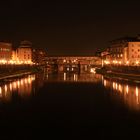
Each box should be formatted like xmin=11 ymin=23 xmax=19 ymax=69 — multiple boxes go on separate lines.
xmin=1 ymin=0 xmax=140 ymax=56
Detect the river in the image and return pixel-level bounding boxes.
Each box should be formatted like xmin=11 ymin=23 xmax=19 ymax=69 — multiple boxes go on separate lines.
xmin=0 ymin=72 xmax=140 ymax=139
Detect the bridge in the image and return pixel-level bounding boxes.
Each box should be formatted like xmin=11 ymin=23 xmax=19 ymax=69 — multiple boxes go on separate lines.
xmin=44 ymin=56 xmax=101 ymax=73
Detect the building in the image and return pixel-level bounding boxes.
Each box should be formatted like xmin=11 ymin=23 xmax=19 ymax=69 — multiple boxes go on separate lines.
xmin=103 ymin=35 xmax=140 ymax=66
xmin=16 ymin=40 xmax=32 ymax=64
xmin=32 ymin=48 xmax=47 ymax=65
xmin=0 ymin=42 xmax=12 ymax=63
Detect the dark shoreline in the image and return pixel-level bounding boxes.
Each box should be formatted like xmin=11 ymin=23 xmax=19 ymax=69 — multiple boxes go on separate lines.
xmin=0 ymin=68 xmax=39 ymax=82
xmin=97 ymin=69 xmax=140 ymax=82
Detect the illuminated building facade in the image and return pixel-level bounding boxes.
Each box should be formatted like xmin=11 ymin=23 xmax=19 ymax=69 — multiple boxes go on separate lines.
xmin=0 ymin=42 xmax=12 ymax=61
xmin=16 ymin=40 xmax=32 ymax=64
xmin=103 ymin=35 xmax=140 ymax=66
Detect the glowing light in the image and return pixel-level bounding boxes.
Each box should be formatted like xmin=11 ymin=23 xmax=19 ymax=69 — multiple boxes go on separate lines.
xmin=90 ymin=68 xmax=96 ymax=73
xmin=136 ymin=61 xmax=139 ymax=65
xmin=4 ymin=85 xmax=7 ymax=93
xmin=9 ymin=83 xmax=12 ymax=91
xmin=0 ymin=87 xmax=2 ymax=95
xmin=113 ymin=82 xmax=115 ymax=89
xmin=113 ymin=60 xmax=118 ymax=64
xmin=126 ymin=61 xmax=129 ymax=64
xmin=115 ymin=83 xmax=118 ymax=90
xmin=64 ymin=73 xmax=66 ymax=81
xmin=119 ymin=61 xmax=122 ymax=64
xmin=20 ymin=80 xmax=23 ymax=86
xmin=136 ymin=86 xmax=139 ymax=97
xmin=104 ymin=80 xmax=107 ymax=87
xmin=28 ymin=78 xmax=31 ymax=84
xmin=25 ymin=79 xmax=28 ymax=84
xmin=13 ymin=82 xmax=17 ymax=89
xmin=126 ymin=85 xmax=129 ymax=94
xmin=118 ymin=84 xmax=122 ymax=93
xmin=104 ymin=60 xmax=110 ymax=64
xmin=17 ymin=80 xmax=20 ymax=87
xmin=74 ymin=74 xmax=78 ymax=81
xmin=136 ymin=86 xmax=139 ymax=104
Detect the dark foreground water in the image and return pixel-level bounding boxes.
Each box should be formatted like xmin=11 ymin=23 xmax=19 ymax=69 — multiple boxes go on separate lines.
xmin=0 ymin=72 xmax=140 ymax=139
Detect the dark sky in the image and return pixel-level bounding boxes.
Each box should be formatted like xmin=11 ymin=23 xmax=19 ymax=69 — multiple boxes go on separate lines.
xmin=0 ymin=0 xmax=140 ymax=56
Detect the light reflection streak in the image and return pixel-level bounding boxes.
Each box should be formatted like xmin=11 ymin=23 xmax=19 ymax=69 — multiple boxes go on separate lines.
xmin=136 ymin=86 xmax=139 ymax=104
xmin=74 ymin=74 xmax=78 ymax=81
xmin=60 ymin=73 xmax=102 ymax=83
xmin=0 ymin=87 xmax=2 ymax=96
xmin=118 ymin=84 xmax=122 ymax=93
xmin=103 ymin=77 xmax=140 ymax=110
xmin=115 ymin=83 xmax=118 ymax=90
xmin=0 ymin=75 xmax=35 ymax=101
xmin=104 ymin=80 xmax=106 ymax=86
xmin=9 ymin=83 xmax=12 ymax=91
xmin=4 ymin=85 xmax=7 ymax=93
xmin=126 ymin=85 xmax=129 ymax=94
xmin=64 ymin=73 xmax=66 ymax=81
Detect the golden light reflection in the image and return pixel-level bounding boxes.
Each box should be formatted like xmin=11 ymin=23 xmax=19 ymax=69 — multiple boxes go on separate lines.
xmin=118 ymin=84 xmax=122 ymax=93
xmin=4 ymin=85 xmax=7 ymax=93
xmin=104 ymin=80 xmax=106 ymax=87
xmin=0 ymin=87 xmax=2 ymax=96
xmin=0 ymin=75 xmax=35 ymax=101
xmin=126 ymin=85 xmax=129 ymax=94
xmin=103 ymin=77 xmax=140 ymax=110
xmin=9 ymin=83 xmax=12 ymax=91
xmin=74 ymin=74 xmax=78 ymax=81
xmin=115 ymin=83 xmax=118 ymax=90
xmin=136 ymin=86 xmax=139 ymax=104
xmin=113 ymin=82 xmax=115 ymax=89
xmin=64 ymin=73 xmax=66 ymax=81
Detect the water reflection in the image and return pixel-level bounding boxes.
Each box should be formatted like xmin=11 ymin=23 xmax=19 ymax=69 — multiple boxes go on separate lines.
xmin=0 ymin=75 xmax=35 ymax=101
xmin=103 ymin=77 xmax=140 ymax=110
xmin=45 ymin=73 xmax=102 ymax=83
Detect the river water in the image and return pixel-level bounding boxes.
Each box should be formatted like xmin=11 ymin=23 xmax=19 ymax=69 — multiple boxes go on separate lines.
xmin=0 ymin=72 xmax=140 ymax=139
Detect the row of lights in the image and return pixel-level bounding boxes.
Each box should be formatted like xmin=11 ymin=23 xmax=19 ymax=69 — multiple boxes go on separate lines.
xmin=63 ymin=59 xmax=77 ymax=63
xmin=104 ymin=60 xmax=140 ymax=65
xmin=0 ymin=59 xmax=34 ymax=65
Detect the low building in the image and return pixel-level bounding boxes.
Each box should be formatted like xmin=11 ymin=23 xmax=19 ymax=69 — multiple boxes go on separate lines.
xmin=103 ymin=35 xmax=140 ymax=66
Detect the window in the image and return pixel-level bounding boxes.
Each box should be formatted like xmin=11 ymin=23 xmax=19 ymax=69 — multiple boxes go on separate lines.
xmin=132 ymin=55 xmax=134 ymax=58
xmin=132 ymin=49 xmax=134 ymax=52
xmin=138 ymin=49 xmax=140 ymax=52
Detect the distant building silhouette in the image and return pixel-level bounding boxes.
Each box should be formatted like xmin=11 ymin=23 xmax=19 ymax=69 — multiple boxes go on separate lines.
xmin=0 ymin=42 xmax=12 ymax=61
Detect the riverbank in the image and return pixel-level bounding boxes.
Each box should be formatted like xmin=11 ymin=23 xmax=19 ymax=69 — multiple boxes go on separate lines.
xmin=97 ymin=68 xmax=140 ymax=82
xmin=0 ymin=68 xmax=39 ymax=81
